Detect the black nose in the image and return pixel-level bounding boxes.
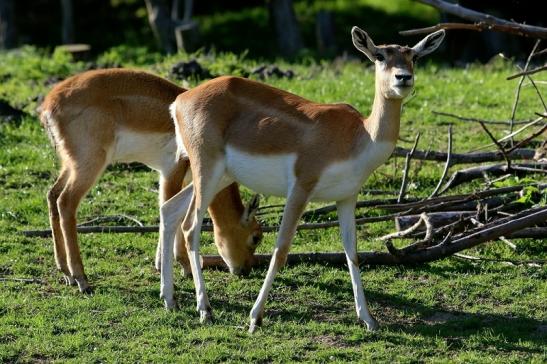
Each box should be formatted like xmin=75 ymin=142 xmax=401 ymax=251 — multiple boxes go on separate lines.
xmin=395 ymin=74 xmax=412 ymax=81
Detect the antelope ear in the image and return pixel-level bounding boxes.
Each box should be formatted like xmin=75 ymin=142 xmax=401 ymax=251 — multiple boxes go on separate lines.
xmin=412 ymin=30 xmax=445 ymax=58
xmin=351 ymin=26 xmax=378 ymax=63
xmin=242 ymin=194 xmax=260 ymax=224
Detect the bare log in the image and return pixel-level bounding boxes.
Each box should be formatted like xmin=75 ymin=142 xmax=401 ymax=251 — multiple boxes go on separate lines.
xmin=392 ymin=147 xmax=536 ymax=164
xmin=395 ymin=211 xmax=475 ymax=231
xmin=440 ymin=163 xmax=547 ymax=193
xmin=413 ymin=0 xmax=547 ymax=39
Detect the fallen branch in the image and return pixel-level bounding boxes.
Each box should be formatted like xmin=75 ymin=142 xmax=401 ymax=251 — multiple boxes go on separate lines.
xmin=201 ymin=207 xmax=547 ymax=269
xmin=392 ymin=147 xmax=536 ymax=164
xmin=395 ymin=211 xmax=475 ymax=231
xmin=440 ymin=163 xmax=547 ymax=193
xmin=413 ymin=0 xmax=547 ymax=39
xmin=400 ymin=22 xmax=500 ymax=36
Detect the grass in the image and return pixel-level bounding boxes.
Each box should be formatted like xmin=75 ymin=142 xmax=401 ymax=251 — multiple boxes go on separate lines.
xmin=0 ymin=47 xmax=546 ymax=363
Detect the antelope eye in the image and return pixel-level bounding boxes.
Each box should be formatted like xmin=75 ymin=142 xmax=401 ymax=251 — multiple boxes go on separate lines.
xmin=412 ymin=55 xmax=419 ymax=63
xmin=375 ymin=53 xmax=385 ymax=62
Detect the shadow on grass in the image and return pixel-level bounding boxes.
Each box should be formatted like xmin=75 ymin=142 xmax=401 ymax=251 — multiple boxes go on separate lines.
xmin=73 ymin=259 xmax=544 ymax=354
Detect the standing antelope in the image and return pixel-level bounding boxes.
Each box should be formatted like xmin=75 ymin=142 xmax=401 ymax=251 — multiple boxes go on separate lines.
xmin=161 ymin=27 xmax=445 ymax=331
xmin=41 ymin=68 xmax=262 ymax=294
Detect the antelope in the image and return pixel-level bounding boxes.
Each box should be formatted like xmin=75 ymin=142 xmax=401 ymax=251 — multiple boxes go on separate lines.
xmin=161 ymin=27 xmax=445 ymax=331
xmin=40 ymin=68 xmax=262 ymax=294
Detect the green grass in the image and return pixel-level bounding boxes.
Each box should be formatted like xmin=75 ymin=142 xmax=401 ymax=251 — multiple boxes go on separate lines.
xmin=0 ymin=47 xmax=546 ymax=363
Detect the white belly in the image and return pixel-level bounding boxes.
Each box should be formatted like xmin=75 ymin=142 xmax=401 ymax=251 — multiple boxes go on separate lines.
xmin=226 ymin=146 xmax=296 ymax=197
xmin=312 ymin=141 xmax=394 ymax=201
xmin=225 ymin=141 xmax=394 ymax=201
xmin=112 ymin=129 xmax=180 ymax=174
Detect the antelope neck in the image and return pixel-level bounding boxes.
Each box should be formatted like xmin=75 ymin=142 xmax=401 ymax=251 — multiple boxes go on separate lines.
xmin=365 ymin=91 xmax=402 ymax=143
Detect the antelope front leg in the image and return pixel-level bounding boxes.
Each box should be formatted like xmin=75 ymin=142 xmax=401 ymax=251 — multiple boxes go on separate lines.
xmin=159 ymin=183 xmax=194 ymax=310
xmin=337 ymin=196 xmax=379 ymax=331
xmin=249 ymin=184 xmax=310 ymax=333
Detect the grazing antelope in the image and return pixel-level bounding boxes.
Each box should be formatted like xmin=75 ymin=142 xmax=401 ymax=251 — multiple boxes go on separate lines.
xmin=161 ymin=27 xmax=445 ymax=330
xmin=40 ymin=68 xmax=262 ymax=294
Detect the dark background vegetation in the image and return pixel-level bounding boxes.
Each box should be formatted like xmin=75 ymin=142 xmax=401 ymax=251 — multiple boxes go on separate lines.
xmin=1 ymin=0 xmax=544 ymax=62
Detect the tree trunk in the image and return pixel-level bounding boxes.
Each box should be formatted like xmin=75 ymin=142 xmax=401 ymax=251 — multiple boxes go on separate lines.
xmin=0 ymin=0 xmax=16 ymax=49
xmin=145 ymin=0 xmax=176 ymax=54
xmin=268 ymin=0 xmax=303 ymax=57
xmin=60 ymin=0 xmax=74 ymax=44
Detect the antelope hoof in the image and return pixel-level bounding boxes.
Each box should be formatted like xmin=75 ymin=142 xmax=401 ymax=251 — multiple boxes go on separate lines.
xmin=248 ymin=317 xmax=263 ymax=334
xmin=363 ymin=317 xmax=379 ymax=332
xmin=62 ymin=274 xmax=76 ymax=286
xmin=199 ymin=308 xmax=213 ymax=324
xmin=75 ymin=277 xmax=93 ymax=295
xmin=163 ymin=297 xmax=178 ymax=311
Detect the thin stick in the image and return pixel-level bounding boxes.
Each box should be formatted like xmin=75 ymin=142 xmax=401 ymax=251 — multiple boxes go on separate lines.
xmin=397 ymin=132 xmax=421 ymax=203
xmin=509 ymin=40 xmax=541 ymax=141
xmin=379 ymin=212 xmax=426 ymax=241
xmin=478 ymin=122 xmax=511 ymax=169
xmin=429 ymin=125 xmax=452 ymax=198
xmin=506 ymin=123 xmax=547 ymax=153
xmin=78 ymin=214 xmax=144 ymax=227
xmin=525 ymin=76 xmax=547 ymax=113
xmin=453 ymin=253 xmax=545 ymax=266
xmin=507 ymin=65 xmax=547 ymax=80
xmin=470 ymin=217 xmax=516 ymax=250
xmin=400 ymin=22 xmax=492 ymax=36
xmin=432 ymin=110 xmax=534 ymax=125
xmin=470 ymin=116 xmax=545 ymax=152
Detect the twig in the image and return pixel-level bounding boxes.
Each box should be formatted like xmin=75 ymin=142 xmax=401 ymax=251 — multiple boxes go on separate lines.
xmin=470 ymin=217 xmax=516 ymax=250
xmin=432 ymin=110 xmax=535 ymax=125
xmin=380 ymin=212 xmax=426 ymax=241
xmin=78 ymin=214 xmax=144 ymax=227
xmin=400 ymin=22 xmax=494 ymax=36
xmin=470 ymin=116 xmax=546 ymax=152
xmin=478 ymin=122 xmax=511 ymax=169
xmin=506 ymin=123 xmax=547 ymax=153
xmin=507 ymin=65 xmax=547 ymax=80
xmin=525 ymin=76 xmax=547 ymax=113
xmin=453 ymin=253 xmax=545 ymax=266
xmin=429 ymin=125 xmax=452 ymax=198
xmin=398 ymin=132 xmax=421 ymax=203
xmin=532 ymin=48 xmax=547 ymax=57
xmin=509 ymin=40 xmax=541 ymax=141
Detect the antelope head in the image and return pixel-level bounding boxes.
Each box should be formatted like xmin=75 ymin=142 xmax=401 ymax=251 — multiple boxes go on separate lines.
xmin=213 ymin=194 xmax=262 ymax=276
xmin=351 ymin=27 xmax=445 ymax=99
